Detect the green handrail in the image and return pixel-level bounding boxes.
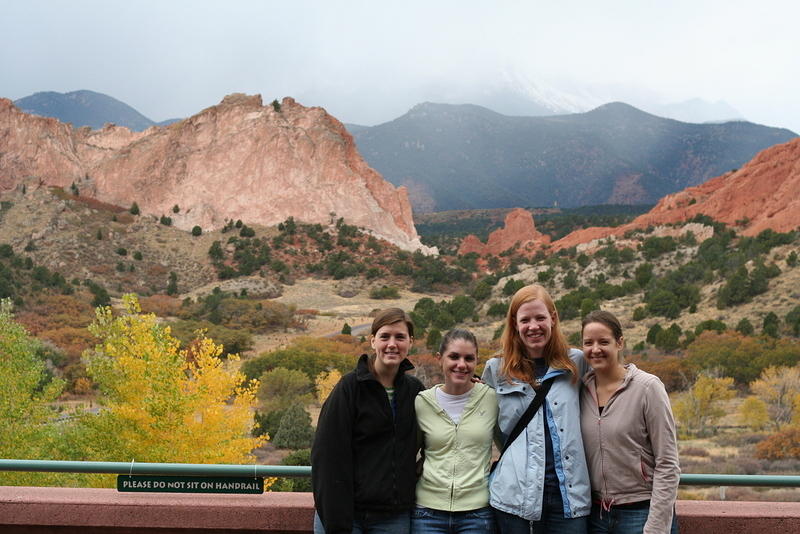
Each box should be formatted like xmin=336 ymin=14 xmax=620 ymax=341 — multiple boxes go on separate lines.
xmin=2 ymin=459 xmax=800 ymax=487
xmin=0 ymin=459 xmax=310 ymax=477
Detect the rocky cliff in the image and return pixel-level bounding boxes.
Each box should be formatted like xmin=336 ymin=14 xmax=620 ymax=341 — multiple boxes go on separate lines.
xmin=457 ymin=208 xmax=550 ymax=256
xmin=0 ymin=94 xmax=433 ymax=253
xmin=551 ymin=137 xmax=800 ymax=251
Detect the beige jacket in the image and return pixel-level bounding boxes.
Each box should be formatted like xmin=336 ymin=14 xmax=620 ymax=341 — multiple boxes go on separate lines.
xmin=580 ymin=364 xmax=680 ymax=534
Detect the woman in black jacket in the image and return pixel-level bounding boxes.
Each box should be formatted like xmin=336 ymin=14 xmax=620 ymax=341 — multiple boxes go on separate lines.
xmin=312 ymin=308 xmax=424 ymax=534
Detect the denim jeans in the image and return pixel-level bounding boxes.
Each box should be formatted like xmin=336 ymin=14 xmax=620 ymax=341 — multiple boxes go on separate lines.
xmin=314 ymin=510 xmax=411 ymax=534
xmin=493 ymin=490 xmax=588 ymax=534
xmin=587 ymin=503 xmax=679 ymax=534
xmin=411 ymin=505 xmax=496 ymax=534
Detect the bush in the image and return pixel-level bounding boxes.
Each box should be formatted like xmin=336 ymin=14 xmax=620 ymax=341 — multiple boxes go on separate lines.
xmin=736 ymin=318 xmax=754 ymax=335
xmin=755 ymin=428 xmax=800 ymax=460
xmin=271 ymin=448 xmax=312 ymax=492
xmin=133 ymin=251 xmax=143 ymax=261
xmin=159 ymin=215 xmax=172 ymax=226
xmin=241 ymin=337 xmax=358 ymax=383
xmin=191 ymin=226 xmax=202 ymax=236
xmin=129 ymin=202 xmax=140 ymax=215
xmin=486 ymin=301 xmax=508 ymax=318
xmin=116 ymin=247 xmax=127 ymax=256
xmin=369 ymin=285 xmax=400 ymax=299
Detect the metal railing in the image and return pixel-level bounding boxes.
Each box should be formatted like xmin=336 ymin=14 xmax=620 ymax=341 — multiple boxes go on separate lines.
xmin=2 ymin=459 xmax=800 ymax=488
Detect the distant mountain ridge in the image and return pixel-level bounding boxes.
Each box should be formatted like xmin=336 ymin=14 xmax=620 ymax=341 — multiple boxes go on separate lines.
xmin=351 ymin=102 xmax=797 ymax=212
xmin=13 ymin=90 xmax=180 ymax=131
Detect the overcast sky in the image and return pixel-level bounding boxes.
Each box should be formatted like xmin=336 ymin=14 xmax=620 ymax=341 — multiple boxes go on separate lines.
xmin=2 ymin=0 xmax=799 ymax=132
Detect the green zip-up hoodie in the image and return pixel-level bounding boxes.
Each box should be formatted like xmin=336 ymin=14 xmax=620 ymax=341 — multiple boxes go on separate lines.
xmin=414 ymin=382 xmax=498 ymax=511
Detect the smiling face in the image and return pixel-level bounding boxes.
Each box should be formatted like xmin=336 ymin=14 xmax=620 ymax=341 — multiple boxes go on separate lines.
xmin=438 ymin=338 xmax=477 ymax=395
xmin=582 ymin=321 xmax=625 ymax=373
xmin=515 ymin=299 xmax=554 ymax=359
xmin=370 ymin=321 xmax=412 ymax=373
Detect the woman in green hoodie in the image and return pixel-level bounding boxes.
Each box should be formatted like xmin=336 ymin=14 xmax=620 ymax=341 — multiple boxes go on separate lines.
xmin=413 ymin=328 xmax=498 ymax=534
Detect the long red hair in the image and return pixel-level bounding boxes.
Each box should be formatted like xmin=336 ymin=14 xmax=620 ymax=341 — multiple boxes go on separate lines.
xmin=499 ymin=284 xmax=577 ymax=383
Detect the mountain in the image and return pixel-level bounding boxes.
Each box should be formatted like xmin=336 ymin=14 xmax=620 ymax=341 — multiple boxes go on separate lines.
xmin=0 ymin=94 xmax=431 ymax=253
xmin=13 ymin=90 xmax=170 ymax=132
xmin=351 ymin=102 xmax=797 ymax=213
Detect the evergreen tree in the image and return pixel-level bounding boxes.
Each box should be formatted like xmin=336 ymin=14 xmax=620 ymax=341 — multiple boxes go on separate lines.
xmin=735 ymin=318 xmax=755 ymax=336
xmin=166 ymin=271 xmax=178 ymax=296
xmin=272 ymin=404 xmax=314 ymax=449
xmin=129 ymin=202 xmax=140 ymax=215
xmin=763 ymin=312 xmax=780 ymax=338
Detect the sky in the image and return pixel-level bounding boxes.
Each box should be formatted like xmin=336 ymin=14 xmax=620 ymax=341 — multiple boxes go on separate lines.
xmin=2 ymin=0 xmax=799 ymax=132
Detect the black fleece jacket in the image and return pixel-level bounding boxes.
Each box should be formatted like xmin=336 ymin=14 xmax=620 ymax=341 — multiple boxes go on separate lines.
xmin=311 ymin=354 xmax=424 ymax=534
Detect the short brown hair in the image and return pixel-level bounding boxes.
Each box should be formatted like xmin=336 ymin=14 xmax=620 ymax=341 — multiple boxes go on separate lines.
xmin=371 ymin=307 xmax=414 ymax=338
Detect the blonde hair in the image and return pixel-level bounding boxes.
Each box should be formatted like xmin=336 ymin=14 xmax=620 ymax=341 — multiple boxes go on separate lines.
xmin=500 ymin=284 xmax=577 ymax=383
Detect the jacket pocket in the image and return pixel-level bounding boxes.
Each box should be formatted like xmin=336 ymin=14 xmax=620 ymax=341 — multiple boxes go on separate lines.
xmin=640 ymin=452 xmax=655 ymax=483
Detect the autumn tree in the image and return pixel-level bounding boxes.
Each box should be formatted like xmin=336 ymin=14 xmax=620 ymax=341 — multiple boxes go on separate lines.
xmin=315 ymin=369 xmax=342 ymax=405
xmin=737 ymin=396 xmax=770 ymax=431
xmin=672 ymin=374 xmax=735 ymax=438
xmin=76 ymin=295 xmax=265 ymax=485
xmin=750 ymin=366 xmax=800 ymax=430
xmin=257 ymin=367 xmax=314 ymax=415
xmin=685 ymin=331 xmax=800 ymax=385
xmin=0 ymin=300 xmax=65 ymax=486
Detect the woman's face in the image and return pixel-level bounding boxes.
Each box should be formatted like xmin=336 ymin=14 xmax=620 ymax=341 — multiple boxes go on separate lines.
xmin=371 ymin=321 xmax=412 ymax=370
xmin=582 ymin=321 xmax=624 ymax=373
xmin=515 ymin=299 xmax=554 ymax=358
xmin=438 ymin=338 xmax=477 ymax=393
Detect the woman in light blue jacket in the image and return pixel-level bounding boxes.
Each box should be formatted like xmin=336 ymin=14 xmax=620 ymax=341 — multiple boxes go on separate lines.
xmin=482 ymin=284 xmax=590 ymax=534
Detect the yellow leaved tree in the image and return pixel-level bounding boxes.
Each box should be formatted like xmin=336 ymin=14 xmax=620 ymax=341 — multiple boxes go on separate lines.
xmin=76 ymin=294 xmax=267 ymax=486
xmin=672 ymin=374 xmax=735 ymax=438
xmin=315 ymin=369 xmax=342 ymax=404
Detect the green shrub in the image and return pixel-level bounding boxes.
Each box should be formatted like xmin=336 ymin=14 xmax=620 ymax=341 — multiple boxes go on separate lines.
xmin=369 ymin=285 xmax=400 ymax=299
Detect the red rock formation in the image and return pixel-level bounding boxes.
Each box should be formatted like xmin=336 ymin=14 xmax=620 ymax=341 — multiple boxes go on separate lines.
xmin=458 ymin=208 xmax=550 ymax=256
xmin=551 ymin=137 xmax=800 ymax=251
xmin=0 ymin=95 xmax=433 ymax=253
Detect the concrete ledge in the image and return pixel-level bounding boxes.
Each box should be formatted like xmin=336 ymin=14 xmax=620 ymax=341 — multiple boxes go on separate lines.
xmin=676 ymin=500 xmax=800 ymax=533
xmin=2 ymin=486 xmax=800 ymax=533
xmin=0 ymin=486 xmax=315 ymax=533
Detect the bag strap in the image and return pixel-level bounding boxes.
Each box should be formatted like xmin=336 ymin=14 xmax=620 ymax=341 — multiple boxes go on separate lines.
xmin=499 ymin=377 xmax=554 ymax=458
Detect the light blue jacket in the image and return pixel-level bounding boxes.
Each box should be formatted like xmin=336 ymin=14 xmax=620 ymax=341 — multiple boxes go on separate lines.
xmin=481 ymin=348 xmax=591 ymax=521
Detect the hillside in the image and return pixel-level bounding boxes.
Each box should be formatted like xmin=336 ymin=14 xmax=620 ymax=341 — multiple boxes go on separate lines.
xmin=352 ymin=102 xmax=797 ymax=212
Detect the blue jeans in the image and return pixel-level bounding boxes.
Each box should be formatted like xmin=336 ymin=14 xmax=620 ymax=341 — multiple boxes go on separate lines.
xmin=411 ymin=505 xmax=496 ymax=534
xmin=493 ymin=490 xmax=588 ymax=534
xmin=588 ymin=503 xmax=679 ymax=534
xmin=314 ymin=510 xmax=411 ymax=534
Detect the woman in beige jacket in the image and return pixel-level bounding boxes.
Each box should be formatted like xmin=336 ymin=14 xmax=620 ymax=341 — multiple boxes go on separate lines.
xmin=579 ymin=310 xmax=680 ymax=534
